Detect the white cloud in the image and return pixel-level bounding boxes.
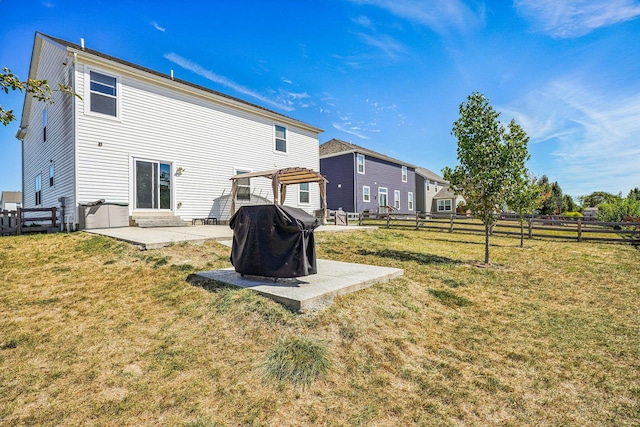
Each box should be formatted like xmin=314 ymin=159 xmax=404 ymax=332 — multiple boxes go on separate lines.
xmin=151 ymin=22 xmax=166 ymax=32
xmin=503 ymin=78 xmax=640 ymax=195
xmin=332 ymin=122 xmax=370 ymax=139
xmin=514 ymin=0 xmax=640 ymax=38
xmin=164 ymin=52 xmax=294 ymax=111
xmin=356 ymin=33 xmax=407 ymax=59
xmin=349 ymin=0 xmax=485 ymax=35
xmin=353 ymin=15 xmax=373 ymax=28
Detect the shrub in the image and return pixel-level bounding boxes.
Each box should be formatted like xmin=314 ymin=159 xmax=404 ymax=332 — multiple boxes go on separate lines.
xmin=562 ymin=211 xmax=583 ymax=219
xmin=262 ymin=336 xmax=331 ymax=388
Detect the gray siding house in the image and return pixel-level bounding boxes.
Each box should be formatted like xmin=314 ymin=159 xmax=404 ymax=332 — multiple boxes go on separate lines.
xmin=415 ymin=167 xmax=465 ymax=214
xmin=319 ymin=139 xmax=416 ymax=214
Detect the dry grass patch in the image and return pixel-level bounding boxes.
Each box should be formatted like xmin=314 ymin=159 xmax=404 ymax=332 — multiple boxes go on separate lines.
xmin=1 ymin=229 xmax=639 ymax=426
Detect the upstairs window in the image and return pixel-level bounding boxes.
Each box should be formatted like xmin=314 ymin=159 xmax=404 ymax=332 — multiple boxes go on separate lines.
xmin=49 ymin=164 xmax=54 ymax=187
xmin=90 ymin=71 xmax=117 ymax=116
xmin=275 ymin=125 xmax=287 ymax=153
xmin=357 ymin=154 xmax=365 ymax=174
xmin=236 ymin=170 xmax=251 ymax=201
xmin=426 ymin=180 xmax=430 ymax=191
xmin=402 ymin=166 xmax=407 ymax=182
xmin=299 ymin=183 xmax=310 ymax=204
xmin=35 ymin=175 xmax=42 ymax=205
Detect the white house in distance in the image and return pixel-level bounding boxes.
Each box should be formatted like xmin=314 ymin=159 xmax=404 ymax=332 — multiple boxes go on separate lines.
xmin=1 ymin=191 xmax=22 ymax=211
xmin=415 ymin=167 xmax=465 ymax=214
xmin=17 ymin=33 xmax=323 ymax=228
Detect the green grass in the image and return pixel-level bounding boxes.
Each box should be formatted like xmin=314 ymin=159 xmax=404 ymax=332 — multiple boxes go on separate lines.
xmin=0 ymin=229 xmax=639 ymax=426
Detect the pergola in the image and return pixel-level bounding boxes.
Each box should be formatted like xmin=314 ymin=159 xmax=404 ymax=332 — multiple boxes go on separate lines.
xmin=229 ymin=167 xmax=328 ymax=223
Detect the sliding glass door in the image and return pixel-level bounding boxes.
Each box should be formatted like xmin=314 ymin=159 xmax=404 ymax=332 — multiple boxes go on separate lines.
xmin=135 ymin=160 xmax=171 ymax=210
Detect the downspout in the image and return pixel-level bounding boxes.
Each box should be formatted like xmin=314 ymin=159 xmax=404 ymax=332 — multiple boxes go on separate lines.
xmin=353 ymin=152 xmax=357 ymax=212
xmin=72 ymin=51 xmax=79 ymax=230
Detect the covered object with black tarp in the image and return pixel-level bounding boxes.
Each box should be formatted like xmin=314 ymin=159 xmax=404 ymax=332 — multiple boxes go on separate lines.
xmin=229 ymin=205 xmax=319 ymax=278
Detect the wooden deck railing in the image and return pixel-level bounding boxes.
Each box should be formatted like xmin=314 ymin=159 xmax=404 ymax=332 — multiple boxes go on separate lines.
xmin=0 ymin=207 xmax=58 ymax=235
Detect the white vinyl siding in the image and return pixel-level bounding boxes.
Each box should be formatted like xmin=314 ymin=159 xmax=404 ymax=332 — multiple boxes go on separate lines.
xmin=363 ymin=185 xmax=370 ymax=202
xmin=21 ymin=37 xmax=75 ymax=213
xmin=74 ymin=58 xmax=321 ymax=221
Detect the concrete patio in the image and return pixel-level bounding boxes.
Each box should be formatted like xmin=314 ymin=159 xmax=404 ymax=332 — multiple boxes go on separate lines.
xmin=85 ymin=224 xmax=374 ymax=249
xmin=86 ymin=223 xmax=397 ymax=311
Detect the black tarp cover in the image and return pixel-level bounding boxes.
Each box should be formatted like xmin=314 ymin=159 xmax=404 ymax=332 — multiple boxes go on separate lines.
xmin=229 ymin=205 xmax=320 ymax=278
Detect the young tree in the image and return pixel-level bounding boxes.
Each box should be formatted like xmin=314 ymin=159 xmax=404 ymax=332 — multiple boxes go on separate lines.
xmin=506 ymin=175 xmax=543 ymax=247
xmin=443 ymin=92 xmax=530 ymax=264
xmin=1 ymin=67 xmax=77 ymax=126
xmin=579 ymin=191 xmax=621 ymax=208
xmin=627 ymin=187 xmax=640 ymax=201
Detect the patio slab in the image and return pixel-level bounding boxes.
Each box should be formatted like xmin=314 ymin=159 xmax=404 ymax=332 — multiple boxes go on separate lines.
xmin=195 ymin=259 xmax=403 ymax=311
xmin=85 ymin=224 xmax=374 ymax=249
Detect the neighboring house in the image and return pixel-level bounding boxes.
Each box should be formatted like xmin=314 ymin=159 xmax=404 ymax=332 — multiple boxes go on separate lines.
xmin=432 ymin=186 xmax=465 ymax=214
xmin=319 ymin=139 xmax=416 ymax=214
xmin=17 ymin=33 xmax=323 ymax=228
xmin=1 ymin=191 xmax=22 ymax=211
xmin=415 ymin=167 xmax=465 ymax=215
xmin=414 ymin=167 xmax=447 ymax=214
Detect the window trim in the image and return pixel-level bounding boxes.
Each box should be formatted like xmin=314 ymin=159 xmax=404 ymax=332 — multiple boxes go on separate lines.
xmin=234 ymin=168 xmax=252 ymax=201
xmin=43 ymin=108 xmax=47 ymax=143
xmin=401 ymin=165 xmax=407 ymax=182
xmin=298 ymin=182 xmax=310 ymax=204
xmin=274 ymin=124 xmax=287 ymax=154
xmin=85 ymin=67 xmax=121 ymax=120
xmin=363 ymin=185 xmax=370 ymax=202
xmin=49 ymin=163 xmax=54 ymax=187
xmin=437 ymin=199 xmax=452 ymax=212
xmin=408 ymin=192 xmax=414 ymax=211
xmin=356 ymin=153 xmax=365 ymax=174
xmin=35 ymin=174 xmax=42 ymax=206
xmin=394 ymin=190 xmax=401 ymax=210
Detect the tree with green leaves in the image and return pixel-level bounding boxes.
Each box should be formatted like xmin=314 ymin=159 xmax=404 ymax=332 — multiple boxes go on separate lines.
xmin=579 ymin=191 xmax=621 ymax=208
xmin=627 ymin=187 xmax=640 ymax=201
xmin=1 ymin=67 xmax=77 ymax=126
xmin=563 ymin=194 xmax=577 ymax=213
xmin=443 ymin=92 xmax=530 ymax=264
xmin=506 ymin=175 xmax=544 ymax=247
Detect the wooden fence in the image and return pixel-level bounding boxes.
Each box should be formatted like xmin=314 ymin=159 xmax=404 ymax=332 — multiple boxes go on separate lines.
xmin=358 ymin=212 xmax=640 ymax=244
xmin=0 ymin=207 xmax=58 ymax=236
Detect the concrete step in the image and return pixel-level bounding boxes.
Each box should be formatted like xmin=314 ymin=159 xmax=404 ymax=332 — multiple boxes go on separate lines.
xmin=131 ymin=215 xmax=187 ymax=228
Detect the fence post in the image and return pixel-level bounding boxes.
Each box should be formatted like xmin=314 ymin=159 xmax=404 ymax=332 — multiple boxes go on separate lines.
xmin=52 ymin=207 xmax=57 ymax=228
xmin=416 ymin=212 xmax=419 ymax=230
xmin=528 ymin=218 xmax=533 ymax=239
xmin=16 ymin=207 xmax=22 ymax=235
xmin=386 ymin=213 xmax=390 ymax=228
xmin=449 ymin=214 xmax=455 ymax=233
xmin=358 ymin=212 xmax=363 ymax=226
xmin=577 ymin=218 xmax=582 ymax=242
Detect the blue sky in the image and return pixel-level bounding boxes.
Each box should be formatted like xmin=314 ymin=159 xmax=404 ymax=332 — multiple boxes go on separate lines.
xmin=1 ymin=0 xmax=639 ymax=199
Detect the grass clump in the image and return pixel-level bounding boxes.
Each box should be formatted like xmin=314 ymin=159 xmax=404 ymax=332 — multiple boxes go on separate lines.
xmin=428 ymin=288 xmax=473 ymax=307
xmin=262 ymin=336 xmax=331 ymax=388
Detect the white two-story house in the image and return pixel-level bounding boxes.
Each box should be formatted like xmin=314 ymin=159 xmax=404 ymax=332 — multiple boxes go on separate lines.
xmin=17 ymin=33 xmax=323 ymax=228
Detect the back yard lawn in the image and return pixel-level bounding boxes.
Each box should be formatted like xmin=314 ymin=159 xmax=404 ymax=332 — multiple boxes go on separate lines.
xmin=1 ymin=229 xmax=638 ymax=426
